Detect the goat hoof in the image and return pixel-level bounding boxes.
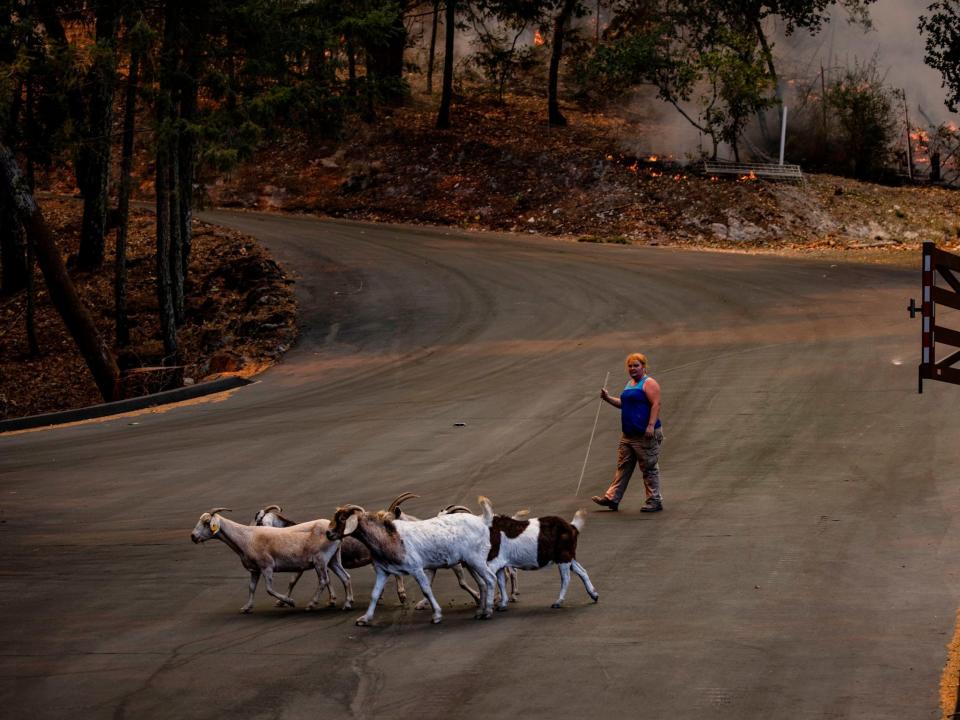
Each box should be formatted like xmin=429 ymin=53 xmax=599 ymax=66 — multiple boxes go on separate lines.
xmin=431 ymin=616 xmax=442 ymax=624
xmin=240 ymin=606 xmax=253 ymax=614
xmin=551 ymin=602 xmax=563 ymax=609
xmin=343 ymin=602 xmax=353 ymax=610
xmin=355 ymin=617 xmax=371 ymax=626
xmin=413 ymin=600 xmax=430 ymax=611
xmin=495 ymin=604 xmax=508 ymax=612
xmin=274 ymin=600 xmax=285 ymax=608
xmin=306 ymin=602 xmax=318 ymax=611
xmin=591 ymin=593 xmax=599 ymax=603
xmin=327 ymin=600 xmax=336 ymax=608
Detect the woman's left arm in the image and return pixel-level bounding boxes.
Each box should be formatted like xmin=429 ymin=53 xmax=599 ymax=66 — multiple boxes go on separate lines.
xmin=645 ymin=378 xmax=661 ymax=437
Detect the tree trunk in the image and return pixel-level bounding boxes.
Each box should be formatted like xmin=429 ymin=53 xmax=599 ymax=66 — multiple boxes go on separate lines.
xmin=0 ymin=144 xmax=120 ymax=401
xmin=548 ymin=0 xmax=577 ymax=127
xmin=178 ymin=64 xmax=197 ymax=286
xmin=115 ymin=42 xmax=140 ymax=347
xmin=78 ymin=0 xmax=120 ymax=271
xmin=426 ymin=0 xmax=440 ymax=94
xmin=436 ymin=0 xmax=456 ymax=129
xmin=347 ymin=38 xmax=357 ymax=96
xmin=25 ymin=239 xmax=39 ymax=357
xmin=155 ymin=138 xmax=178 ymax=360
xmin=0 ymin=190 xmax=26 ymax=295
xmin=155 ymin=4 xmax=179 ymax=360
xmin=753 ymin=17 xmax=777 ymax=144
xmin=168 ymin=130 xmax=184 ymax=325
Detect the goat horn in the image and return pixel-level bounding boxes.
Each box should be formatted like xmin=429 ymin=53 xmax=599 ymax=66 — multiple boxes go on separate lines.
xmin=261 ymin=504 xmax=282 ymax=514
xmin=387 ymin=493 xmax=420 ymax=512
xmin=444 ymin=505 xmax=474 ymax=514
xmin=209 ymin=508 xmax=232 ymax=516
xmin=339 ymin=504 xmax=365 ymax=513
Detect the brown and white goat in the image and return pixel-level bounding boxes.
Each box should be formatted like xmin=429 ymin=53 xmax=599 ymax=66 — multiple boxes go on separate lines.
xmin=486 ymin=506 xmax=599 ymax=610
xmin=435 ymin=504 xmax=524 ymax=605
xmin=191 ymin=508 xmax=353 ymax=612
xmin=326 ymin=497 xmax=498 ymax=626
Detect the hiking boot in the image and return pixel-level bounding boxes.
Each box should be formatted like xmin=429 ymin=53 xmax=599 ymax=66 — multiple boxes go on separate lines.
xmin=640 ymin=500 xmax=663 ymax=513
xmin=591 ymin=496 xmax=619 ymax=511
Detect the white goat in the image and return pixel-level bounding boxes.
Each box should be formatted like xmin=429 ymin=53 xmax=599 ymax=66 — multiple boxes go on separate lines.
xmin=386 ymin=495 xmax=488 ymax=609
xmin=191 ymin=508 xmax=353 ymax=612
xmin=485 ymin=505 xmax=599 ymax=610
xmin=325 ymin=497 xmax=498 ymax=625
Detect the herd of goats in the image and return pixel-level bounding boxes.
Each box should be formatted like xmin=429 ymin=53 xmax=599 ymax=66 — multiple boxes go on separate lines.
xmin=190 ymin=493 xmax=599 ymax=626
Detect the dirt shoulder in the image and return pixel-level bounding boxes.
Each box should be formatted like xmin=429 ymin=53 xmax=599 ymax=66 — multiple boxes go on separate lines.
xmin=198 ymin=94 xmax=958 ymax=267
xmin=0 ymin=197 xmax=297 ymax=420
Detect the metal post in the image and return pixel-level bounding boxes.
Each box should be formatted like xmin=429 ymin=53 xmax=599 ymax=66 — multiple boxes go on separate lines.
xmin=903 ymin=89 xmax=914 ymax=181
xmin=779 ymin=105 xmax=788 ymax=165
xmin=920 ymin=242 xmax=935 ymax=393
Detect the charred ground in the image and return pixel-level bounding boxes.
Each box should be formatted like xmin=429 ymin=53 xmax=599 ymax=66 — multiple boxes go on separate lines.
xmin=199 ymin=95 xmax=960 ymax=260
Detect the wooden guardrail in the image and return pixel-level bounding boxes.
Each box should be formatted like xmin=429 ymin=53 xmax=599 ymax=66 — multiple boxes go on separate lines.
xmin=910 ymin=242 xmax=960 ymax=392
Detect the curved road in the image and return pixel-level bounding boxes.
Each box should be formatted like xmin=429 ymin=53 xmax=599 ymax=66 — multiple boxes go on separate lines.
xmin=2 ymin=213 xmax=958 ymax=719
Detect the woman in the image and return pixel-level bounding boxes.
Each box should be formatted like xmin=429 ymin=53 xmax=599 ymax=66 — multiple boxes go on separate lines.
xmin=592 ymin=353 xmax=664 ymax=513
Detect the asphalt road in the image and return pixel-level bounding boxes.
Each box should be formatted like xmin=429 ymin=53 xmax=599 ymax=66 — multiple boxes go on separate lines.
xmin=2 ymin=213 xmax=958 ymax=719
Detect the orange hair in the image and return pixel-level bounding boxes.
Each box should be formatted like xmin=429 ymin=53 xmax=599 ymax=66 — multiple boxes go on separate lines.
xmin=625 ymin=353 xmax=648 ymax=368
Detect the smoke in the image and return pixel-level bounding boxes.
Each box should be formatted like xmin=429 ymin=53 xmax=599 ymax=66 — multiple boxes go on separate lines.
xmin=779 ymin=1 xmax=960 ymax=127
xmin=616 ymin=0 xmax=960 ymax=162
xmin=405 ymin=1 xmax=959 ymax=160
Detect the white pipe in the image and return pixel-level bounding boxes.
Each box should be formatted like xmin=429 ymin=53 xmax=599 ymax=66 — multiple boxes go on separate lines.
xmin=779 ymin=105 xmax=788 ymax=165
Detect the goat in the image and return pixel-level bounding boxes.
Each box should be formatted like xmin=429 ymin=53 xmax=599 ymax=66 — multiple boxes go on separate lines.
xmin=485 ymin=505 xmax=599 ymax=610
xmin=254 ymin=501 xmax=410 ymax=605
xmin=191 ymin=508 xmax=353 ymax=612
xmin=434 ymin=504 xmax=524 ymax=605
xmin=326 ymin=497 xmax=498 ymax=626
xmin=386 ymin=495 xmax=485 ymax=609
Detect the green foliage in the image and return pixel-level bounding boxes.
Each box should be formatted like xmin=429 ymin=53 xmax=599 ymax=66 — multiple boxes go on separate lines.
xmin=470 ymin=28 xmax=542 ymax=101
xmin=823 ymin=62 xmax=897 ymax=179
xmin=785 ymin=60 xmax=898 ymax=180
xmin=920 ymin=1 xmax=960 ymax=112
xmin=577 ymin=3 xmax=774 ymax=158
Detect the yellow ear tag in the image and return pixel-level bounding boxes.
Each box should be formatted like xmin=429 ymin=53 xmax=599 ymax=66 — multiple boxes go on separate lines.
xmin=210 ymin=518 xmax=220 ymax=534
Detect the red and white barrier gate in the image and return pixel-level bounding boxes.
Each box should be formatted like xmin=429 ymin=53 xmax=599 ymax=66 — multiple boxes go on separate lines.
xmin=911 ymin=242 xmax=960 ymax=393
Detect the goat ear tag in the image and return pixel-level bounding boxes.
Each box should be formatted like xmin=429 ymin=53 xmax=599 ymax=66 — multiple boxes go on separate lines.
xmin=343 ymin=514 xmax=359 ymax=536
xmin=210 ymin=518 xmax=220 ymax=534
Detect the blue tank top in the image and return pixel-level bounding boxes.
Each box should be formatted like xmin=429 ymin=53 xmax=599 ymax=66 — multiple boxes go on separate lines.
xmin=621 ymin=376 xmax=661 ymax=437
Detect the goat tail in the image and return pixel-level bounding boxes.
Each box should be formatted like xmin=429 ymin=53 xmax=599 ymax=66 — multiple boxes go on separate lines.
xmin=571 ymin=509 xmax=587 ymax=531
xmin=478 ymin=496 xmax=494 ymax=527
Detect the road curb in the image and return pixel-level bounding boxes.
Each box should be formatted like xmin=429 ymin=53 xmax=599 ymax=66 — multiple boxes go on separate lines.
xmin=0 ymin=376 xmax=253 ymax=434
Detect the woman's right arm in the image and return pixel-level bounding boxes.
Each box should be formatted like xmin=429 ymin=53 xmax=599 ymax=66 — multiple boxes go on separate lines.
xmin=600 ymin=388 xmax=621 ymax=408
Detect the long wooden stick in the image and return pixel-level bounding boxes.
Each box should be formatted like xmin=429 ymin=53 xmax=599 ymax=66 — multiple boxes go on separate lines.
xmin=576 ymin=371 xmax=610 ymax=496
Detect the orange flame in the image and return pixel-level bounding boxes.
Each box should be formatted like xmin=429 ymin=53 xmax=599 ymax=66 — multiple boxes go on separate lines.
xmin=534 ymin=31 xmax=545 ymax=46
xmin=647 ymin=155 xmax=658 ymax=162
